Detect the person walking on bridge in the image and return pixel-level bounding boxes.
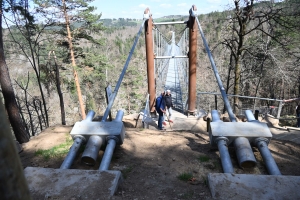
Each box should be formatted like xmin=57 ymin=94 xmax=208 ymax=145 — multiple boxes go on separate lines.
xmin=156 ymin=91 xmax=166 ymax=130
xmin=165 ymin=90 xmax=173 ymax=123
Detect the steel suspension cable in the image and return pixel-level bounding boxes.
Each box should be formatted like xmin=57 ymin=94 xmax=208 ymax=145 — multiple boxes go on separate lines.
xmin=191 ymin=8 xmax=237 ymax=122
xmin=156 ymin=39 xmax=172 ymax=93
xmin=176 ymin=30 xmax=189 ymax=101
xmin=101 ymin=20 xmax=146 ymax=121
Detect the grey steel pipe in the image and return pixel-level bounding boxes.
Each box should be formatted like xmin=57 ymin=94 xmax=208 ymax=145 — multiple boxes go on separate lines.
xmin=211 ymin=110 xmax=222 ymax=122
xmin=245 ymin=110 xmax=258 ymax=122
xmin=81 ymin=135 xmax=103 ymax=166
xmin=153 ymin=21 xmax=187 ymax=25
xmin=216 ymin=137 xmax=234 ymax=173
xmin=99 ymin=138 xmax=117 ymax=171
xmin=155 ymin=55 xmax=188 ymax=59
xmin=60 ymin=136 xmax=85 ymax=169
xmin=234 ymin=137 xmax=257 ymax=168
xmin=114 ymin=110 xmax=124 ymax=122
xmin=101 ymin=19 xmax=146 ymax=122
xmin=255 ymin=138 xmax=281 ymax=175
xmin=84 ymin=110 xmax=95 ymax=121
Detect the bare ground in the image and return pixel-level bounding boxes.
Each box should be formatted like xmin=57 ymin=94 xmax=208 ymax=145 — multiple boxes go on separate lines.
xmin=19 ymin=119 xmax=300 ymax=200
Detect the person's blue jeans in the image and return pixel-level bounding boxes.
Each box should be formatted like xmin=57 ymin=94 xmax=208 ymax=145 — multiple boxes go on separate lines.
xmin=297 ymin=113 xmax=300 ymax=127
xmin=157 ymin=111 xmax=164 ymax=129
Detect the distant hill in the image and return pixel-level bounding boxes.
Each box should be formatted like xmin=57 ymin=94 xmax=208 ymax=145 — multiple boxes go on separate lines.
xmin=100 ymin=15 xmax=188 ymax=27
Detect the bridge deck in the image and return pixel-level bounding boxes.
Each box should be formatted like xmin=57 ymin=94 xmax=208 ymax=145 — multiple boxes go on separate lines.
xmin=164 ymin=32 xmax=186 ymax=112
xmin=146 ymin=109 xmax=206 ymax=132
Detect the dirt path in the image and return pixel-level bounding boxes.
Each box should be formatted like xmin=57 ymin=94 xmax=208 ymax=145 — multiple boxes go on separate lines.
xmin=19 ymin=119 xmax=300 ymax=199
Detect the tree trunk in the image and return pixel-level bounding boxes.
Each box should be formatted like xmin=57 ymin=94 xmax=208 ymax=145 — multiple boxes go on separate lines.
xmin=223 ymin=51 xmax=234 ymax=114
xmin=0 ymin=99 xmax=32 ymax=199
xmin=62 ymin=0 xmax=86 ymax=119
xmin=233 ymin=57 xmax=241 ymax=114
xmin=0 ymin=7 xmax=29 ymax=143
xmin=15 ymin=97 xmax=30 ymax=136
xmin=50 ymin=51 xmax=66 ymax=125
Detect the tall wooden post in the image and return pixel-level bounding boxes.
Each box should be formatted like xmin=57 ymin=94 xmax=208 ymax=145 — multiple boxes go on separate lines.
xmin=62 ymin=0 xmax=86 ymax=119
xmin=144 ymin=8 xmax=156 ymax=113
xmin=188 ymin=5 xmax=197 ymax=114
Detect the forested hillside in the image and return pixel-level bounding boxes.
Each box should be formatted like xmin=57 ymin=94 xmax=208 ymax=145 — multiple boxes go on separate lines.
xmin=1 ymin=0 xmax=300 ymax=142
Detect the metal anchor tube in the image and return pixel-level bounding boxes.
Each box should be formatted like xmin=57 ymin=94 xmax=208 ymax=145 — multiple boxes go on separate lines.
xmin=81 ymin=135 xmax=103 ymax=166
xmin=255 ymin=138 xmax=281 ymax=175
xmin=114 ymin=110 xmax=124 ymax=122
xmin=97 ymin=110 xmax=123 ymax=170
xmin=60 ymin=110 xmax=95 ymax=169
xmin=99 ymin=138 xmax=117 ymax=171
xmin=245 ymin=110 xmax=257 ymax=122
xmin=234 ymin=137 xmax=257 ymax=168
xmin=84 ymin=110 xmax=95 ymax=121
xmin=60 ymin=136 xmax=85 ymax=169
xmin=211 ymin=110 xmax=222 ymax=122
xmin=216 ymin=137 xmax=234 ymax=173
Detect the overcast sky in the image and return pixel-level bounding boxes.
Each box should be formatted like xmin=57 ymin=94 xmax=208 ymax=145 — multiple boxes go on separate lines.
xmin=90 ymin=0 xmax=235 ymax=19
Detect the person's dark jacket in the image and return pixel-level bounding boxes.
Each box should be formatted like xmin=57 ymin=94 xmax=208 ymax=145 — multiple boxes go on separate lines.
xmin=165 ymin=94 xmax=173 ymax=108
xmin=155 ymin=95 xmax=165 ymax=113
xmin=296 ymin=105 xmax=300 ymax=115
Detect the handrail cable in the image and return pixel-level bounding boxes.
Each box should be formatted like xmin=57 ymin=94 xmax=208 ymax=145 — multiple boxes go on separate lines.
xmin=101 ymin=20 xmax=146 ymax=121
xmin=198 ymin=92 xmax=284 ymax=102
xmin=152 ymin=24 xmax=172 ymax=45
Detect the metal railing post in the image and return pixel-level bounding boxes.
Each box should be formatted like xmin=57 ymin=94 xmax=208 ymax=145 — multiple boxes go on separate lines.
xmin=255 ymin=110 xmax=259 ymax=120
xmin=207 ymin=117 xmax=211 ymax=132
xmin=277 ymin=101 xmax=283 ymax=119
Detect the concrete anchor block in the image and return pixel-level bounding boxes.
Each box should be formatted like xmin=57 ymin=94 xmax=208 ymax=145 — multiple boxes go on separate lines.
xmin=70 ymin=121 xmax=125 ymax=145
xmin=24 ymin=167 xmax=122 ymax=199
xmin=209 ymin=121 xmax=272 ymax=148
xmin=208 ymin=173 xmax=300 ymax=200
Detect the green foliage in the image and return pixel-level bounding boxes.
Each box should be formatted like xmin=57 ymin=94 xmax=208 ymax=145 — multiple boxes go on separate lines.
xmin=86 ymin=94 xmax=96 ymax=111
xmin=177 ymin=172 xmax=193 ymax=181
xmin=35 ymin=136 xmax=73 ymax=160
xmin=67 ymin=80 xmax=77 ymax=95
xmin=80 ymin=52 xmax=111 ymax=89
xmin=33 ymin=0 xmax=105 ymax=66
xmin=5 ymin=0 xmax=300 ymax=124
xmin=198 ymin=155 xmax=210 ymax=162
xmin=121 ymin=166 xmax=133 ymax=179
